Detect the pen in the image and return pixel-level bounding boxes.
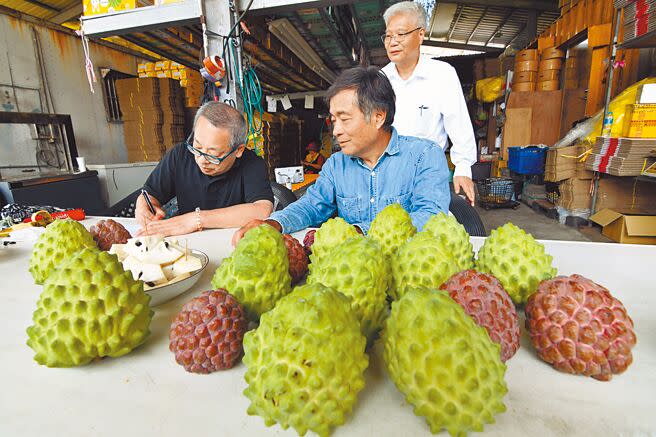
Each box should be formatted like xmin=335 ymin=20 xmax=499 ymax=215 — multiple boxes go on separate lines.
xmin=141 ymin=189 xmax=156 ymax=215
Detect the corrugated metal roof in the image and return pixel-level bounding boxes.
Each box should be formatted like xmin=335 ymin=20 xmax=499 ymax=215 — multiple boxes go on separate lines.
xmin=3 ymin=0 xmax=78 ymax=20
xmin=1 ymin=0 xmax=561 ymax=93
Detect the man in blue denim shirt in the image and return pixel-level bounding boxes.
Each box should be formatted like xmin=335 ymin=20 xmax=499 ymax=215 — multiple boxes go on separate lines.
xmin=232 ymin=66 xmax=450 ymax=244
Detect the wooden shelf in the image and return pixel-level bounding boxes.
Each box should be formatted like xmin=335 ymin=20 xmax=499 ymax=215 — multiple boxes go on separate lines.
xmin=619 ymin=30 xmax=656 ymax=49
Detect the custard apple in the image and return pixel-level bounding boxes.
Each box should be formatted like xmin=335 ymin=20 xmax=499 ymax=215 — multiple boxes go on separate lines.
xmin=282 ymin=234 xmax=308 ymax=285
xmin=26 ymin=247 xmax=153 ymax=367
xmin=89 ymin=219 xmax=132 ymax=251
xmin=526 ymin=274 xmax=637 ymax=381
xmin=476 ymin=223 xmax=557 ymax=305
xmin=243 ymin=283 xmax=368 ymax=437
xmin=307 ymin=236 xmax=390 ymax=341
xmin=422 ymin=213 xmax=474 ymax=271
xmin=303 ymin=229 xmax=316 ymax=255
xmin=440 ymin=270 xmax=520 ymax=362
xmin=367 ymin=203 xmax=416 ymax=259
xmin=391 ymin=233 xmax=459 ymax=301
xmin=29 ymin=218 xmax=96 ymax=284
xmin=169 ymin=289 xmax=247 ymax=373
xmin=309 ymin=218 xmax=359 ymax=269
xmin=211 ymin=224 xmax=291 ymax=320
xmin=383 ymin=288 xmax=507 ymax=436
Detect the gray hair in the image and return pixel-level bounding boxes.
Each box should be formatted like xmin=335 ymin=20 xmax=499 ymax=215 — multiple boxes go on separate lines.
xmin=193 ymin=101 xmax=247 ymax=147
xmin=383 ymin=1 xmax=428 ymax=29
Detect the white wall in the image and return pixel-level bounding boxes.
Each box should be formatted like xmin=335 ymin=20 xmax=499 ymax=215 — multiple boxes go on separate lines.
xmin=0 ymin=14 xmax=146 ymax=170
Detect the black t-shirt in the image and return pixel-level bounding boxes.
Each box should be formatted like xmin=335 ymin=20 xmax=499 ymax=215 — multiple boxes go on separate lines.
xmin=143 ymin=143 xmax=273 ymax=215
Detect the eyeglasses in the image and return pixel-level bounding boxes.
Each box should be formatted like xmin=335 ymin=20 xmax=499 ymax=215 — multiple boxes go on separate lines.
xmin=185 ymin=132 xmax=238 ymax=165
xmin=381 ymin=27 xmax=422 ymax=45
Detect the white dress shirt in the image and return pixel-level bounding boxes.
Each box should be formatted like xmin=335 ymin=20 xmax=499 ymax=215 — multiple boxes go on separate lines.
xmin=382 ymin=56 xmax=477 ymax=178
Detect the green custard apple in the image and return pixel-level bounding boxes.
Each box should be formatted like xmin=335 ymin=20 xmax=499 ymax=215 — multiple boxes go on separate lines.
xmin=391 ymin=233 xmax=459 ymax=301
xmin=26 ymin=247 xmax=153 ymax=367
xmin=383 ymin=288 xmax=507 ymax=436
xmin=307 ymin=236 xmax=390 ymax=341
xmin=29 ymin=218 xmax=96 ymax=284
xmin=421 ymin=213 xmax=474 ymax=271
xmin=308 ymin=217 xmax=360 ymax=269
xmin=243 ymin=283 xmax=368 ymax=437
xmin=367 ymin=203 xmax=417 ymax=259
xmin=476 ymin=223 xmax=557 ymax=304
xmin=212 ymin=224 xmax=291 ymax=320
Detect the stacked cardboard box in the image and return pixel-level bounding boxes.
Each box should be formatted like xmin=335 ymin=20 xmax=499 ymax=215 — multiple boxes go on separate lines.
xmin=537 ymin=47 xmax=564 ymax=92
xmin=622 ymin=0 xmax=656 ymax=44
xmin=557 ymin=178 xmax=592 ymax=210
xmin=545 ymin=143 xmax=593 ymax=182
xmin=512 ymin=49 xmax=538 ymax=92
xmin=586 ymin=137 xmax=656 ymax=176
xmin=116 ymin=78 xmax=186 ymax=162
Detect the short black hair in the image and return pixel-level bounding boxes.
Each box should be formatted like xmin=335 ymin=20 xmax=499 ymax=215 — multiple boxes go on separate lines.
xmin=325 ymin=66 xmax=395 ymax=131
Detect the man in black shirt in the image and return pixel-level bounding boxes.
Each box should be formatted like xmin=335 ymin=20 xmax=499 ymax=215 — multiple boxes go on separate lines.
xmin=136 ymin=101 xmax=274 ymax=236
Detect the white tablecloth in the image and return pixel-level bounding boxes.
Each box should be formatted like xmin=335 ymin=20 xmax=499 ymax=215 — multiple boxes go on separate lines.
xmin=1 ymin=218 xmax=655 ymax=437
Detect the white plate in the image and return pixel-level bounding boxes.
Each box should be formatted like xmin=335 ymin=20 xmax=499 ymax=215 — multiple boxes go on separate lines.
xmin=145 ymin=249 xmax=209 ymax=306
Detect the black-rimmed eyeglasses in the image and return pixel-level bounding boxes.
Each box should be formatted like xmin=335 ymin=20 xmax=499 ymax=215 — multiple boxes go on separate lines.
xmin=185 ymin=132 xmax=239 ymax=165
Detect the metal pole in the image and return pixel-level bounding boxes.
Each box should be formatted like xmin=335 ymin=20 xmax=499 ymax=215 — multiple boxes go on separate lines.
xmin=590 ymin=8 xmax=622 ymax=215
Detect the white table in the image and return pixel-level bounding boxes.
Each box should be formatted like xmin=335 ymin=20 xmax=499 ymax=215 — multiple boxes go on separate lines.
xmin=1 ymin=218 xmax=655 ymax=437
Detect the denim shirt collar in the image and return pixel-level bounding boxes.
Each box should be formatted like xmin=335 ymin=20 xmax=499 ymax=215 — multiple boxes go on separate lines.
xmin=350 ymin=127 xmax=400 ymax=165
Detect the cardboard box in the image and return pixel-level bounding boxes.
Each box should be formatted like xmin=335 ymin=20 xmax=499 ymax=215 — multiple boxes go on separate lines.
xmin=545 ymin=144 xmax=578 ymax=181
xmin=83 ymin=0 xmax=136 ymax=16
xmin=590 ymin=209 xmax=656 ymax=244
xmin=595 ymin=175 xmax=656 ymax=214
xmin=484 ymin=58 xmax=501 ymax=77
xmin=622 ymin=104 xmax=656 ymax=138
xmin=557 ymin=177 xmax=592 ymax=210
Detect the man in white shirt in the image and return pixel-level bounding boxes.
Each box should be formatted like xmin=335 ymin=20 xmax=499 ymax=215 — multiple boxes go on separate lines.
xmin=381 ymin=1 xmax=477 ymax=205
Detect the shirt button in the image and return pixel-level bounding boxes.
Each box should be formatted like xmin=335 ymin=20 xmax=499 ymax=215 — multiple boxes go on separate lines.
xmin=371 ymin=171 xmax=376 ymax=176
xmin=370 ymin=197 xmax=375 ymax=203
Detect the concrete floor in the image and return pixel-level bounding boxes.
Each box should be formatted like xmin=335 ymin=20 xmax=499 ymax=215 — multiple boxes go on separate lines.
xmin=474 ymin=202 xmax=611 ymax=242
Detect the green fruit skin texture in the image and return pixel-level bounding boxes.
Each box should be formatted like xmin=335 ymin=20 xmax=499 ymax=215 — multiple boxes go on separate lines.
xmin=26 ymin=248 xmax=153 ymax=367
xmin=383 ymin=288 xmax=507 ymax=436
xmin=391 ymin=233 xmax=459 ymax=301
xmin=212 ymin=224 xmax=292 ymax=320
xmin=308 ymin=218 xmax=359 ymax=270
xmin=475 ymin=223 xmax=557 ymax=305
xmin=368 ymin=203 xmax=417 ymax=259
xmin=307 ymin=236 xmax=390 ymax=341
xmin=243 ymin=283 xmax=368 ymax=437
xmin=421 ymin=213 xmax=475 ymax=271
xmin=29 ymin=218 xmax=97 ymax=284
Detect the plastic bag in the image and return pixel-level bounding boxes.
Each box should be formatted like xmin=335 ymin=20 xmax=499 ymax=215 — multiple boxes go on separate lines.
xmin=476 ymin=76 xmax=504 ymax=103
xmin=583 ymin=77 xmax=656 ymax=143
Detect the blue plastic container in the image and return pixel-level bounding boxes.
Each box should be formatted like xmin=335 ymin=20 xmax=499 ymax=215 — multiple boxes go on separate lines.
xmin=508 ymin=146 xmax=547 ymax=175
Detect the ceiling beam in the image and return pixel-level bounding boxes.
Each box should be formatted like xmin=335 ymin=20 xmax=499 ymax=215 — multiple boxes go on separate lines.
xmin=466 ymin=6 xmax=488 ymax=44
xmin=486 ymin=10 xmax=514 ymax=45
xmin=247 ymin=26 xmax=329 ymax=88
xmin=349 ymin=4 xmax=370 ymax=66
xmin=22 ymin=0 xmax=60 ymax=14
xmin=49 ymin=4 xmax=83 ymax=24
xmin=121 ymin=34 xmax=197 ymax=69
xmin=289 ymin=12 xmax=339 ymax=72
xmin=438 ymin=0 xmax=558 ymax=11
xmin=422 ymin=40 xmax=503 ymax=53
xmin=446 ymin=5 xmax=463 ymax=42
xmin=143 ymin=31 xmax=198 ymax=60
xmin=243 ymin=39 xmax=320 ymax=90
xmin=319 ymin=8 xmax=356 ymax=66
xmin=238 ymin=0 xmax=355 ymax=16
xmin=507 ymin=22 xmax=527 ymax=47
xmin=0 ymin=5 xmax=159 ymax=62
